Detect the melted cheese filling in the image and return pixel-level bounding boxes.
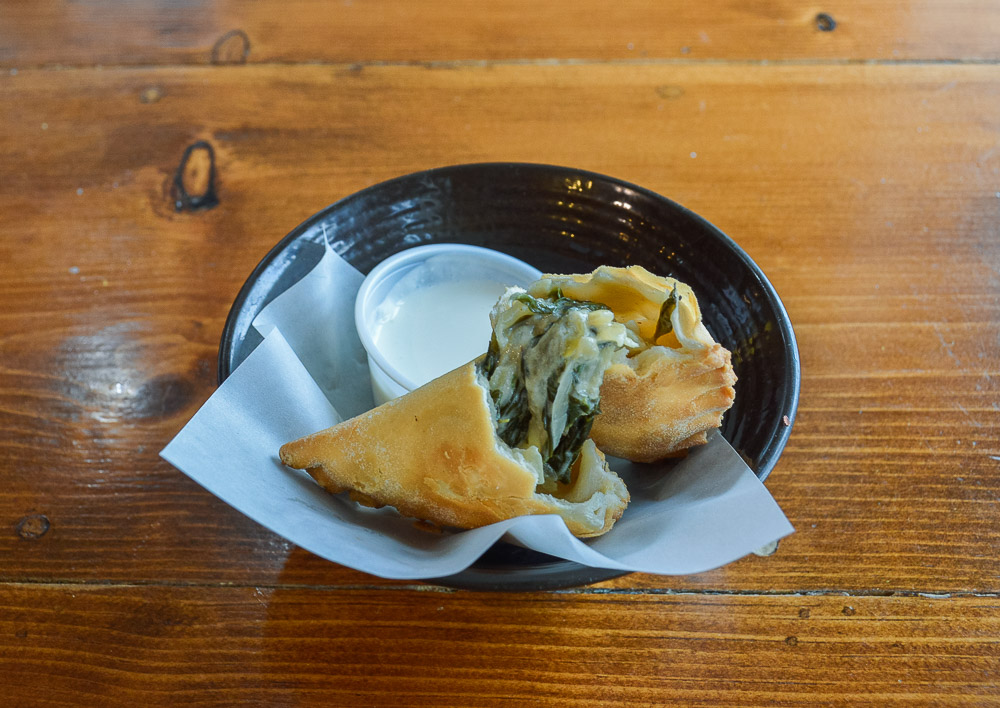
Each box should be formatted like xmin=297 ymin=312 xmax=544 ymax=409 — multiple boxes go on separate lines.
xmin=482 ymin=289 xmax=639 ymax=486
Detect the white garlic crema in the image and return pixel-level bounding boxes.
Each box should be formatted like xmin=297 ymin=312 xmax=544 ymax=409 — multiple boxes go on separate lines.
xmin=358 ymin=247 xmax=542 ymax=404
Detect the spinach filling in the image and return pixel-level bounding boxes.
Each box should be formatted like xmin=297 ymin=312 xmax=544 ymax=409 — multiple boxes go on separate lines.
xmin=653 ymin=287 xmax=680 ymax=342
xmin=480 ymin=290 xmax=637 ymax=486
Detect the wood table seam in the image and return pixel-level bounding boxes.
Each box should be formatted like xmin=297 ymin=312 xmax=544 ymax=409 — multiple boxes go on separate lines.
xmin=6 ymin=56 xmax=1000 ymax=73
xmin=1 ymin=580 xmax=998 ymax=599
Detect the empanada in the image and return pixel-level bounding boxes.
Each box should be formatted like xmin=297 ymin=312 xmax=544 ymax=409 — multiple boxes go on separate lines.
xmin=526 ymin=266 xmax=737 ymax=463
xmin=280 ymin=290 xmax=634 ymax=537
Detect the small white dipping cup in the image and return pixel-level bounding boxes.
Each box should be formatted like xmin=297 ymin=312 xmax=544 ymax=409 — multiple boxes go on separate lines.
xmin=355 ymin=244 xmax=542 ymax=405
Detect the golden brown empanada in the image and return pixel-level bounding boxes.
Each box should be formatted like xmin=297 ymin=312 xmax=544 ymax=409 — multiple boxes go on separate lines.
xmin=281 ymin=291 xmax=634 ymax=537
xmin=525 ymin=266 xmax=737 ymax=462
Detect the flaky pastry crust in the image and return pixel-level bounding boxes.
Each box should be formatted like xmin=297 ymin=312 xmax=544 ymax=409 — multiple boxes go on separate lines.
xmin=280 ymin=361 xmax=629 ymax=537
xmin=528 ymin=266 xmax=737 ymax=462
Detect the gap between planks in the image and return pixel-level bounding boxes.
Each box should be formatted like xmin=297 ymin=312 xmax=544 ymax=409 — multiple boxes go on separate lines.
xmin=1 ymin=578 xmax=997 ymax=598
xmin=7 ymin=56 xmax=1000 ymax=73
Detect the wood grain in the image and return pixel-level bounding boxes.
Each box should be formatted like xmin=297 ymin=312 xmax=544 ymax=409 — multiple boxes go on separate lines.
xmin=1 ymin=62 xmax=998 ymax=594
xmin=1 ymin=584 xmax=997 ymax=706
xmin=2 ymin=0 xmax=1000 ymax=67
xmin=4 ymin=1 xmax=1000 ymax=703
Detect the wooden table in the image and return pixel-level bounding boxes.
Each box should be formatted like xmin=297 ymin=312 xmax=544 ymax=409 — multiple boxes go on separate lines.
xmin=3 ymin=2 xmax=999 ymax=704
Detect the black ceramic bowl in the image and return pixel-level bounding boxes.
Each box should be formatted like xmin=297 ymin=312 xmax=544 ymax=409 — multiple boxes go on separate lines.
xmin=219 ymin=162 xmax=800 ymax=591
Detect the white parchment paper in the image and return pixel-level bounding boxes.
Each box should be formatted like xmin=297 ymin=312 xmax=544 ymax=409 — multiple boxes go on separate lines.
xmin=161 ymin=243 xmax=793 ymax=579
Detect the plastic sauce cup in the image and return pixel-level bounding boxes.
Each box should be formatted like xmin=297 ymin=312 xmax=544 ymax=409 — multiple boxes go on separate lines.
xmin=355 ymin=244 xmax=542 ymax=405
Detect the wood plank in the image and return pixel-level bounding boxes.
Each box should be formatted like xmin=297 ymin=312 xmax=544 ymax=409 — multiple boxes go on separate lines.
xmin=2 ymin=0 xmax=1000 ymax=67
xmin=1 ymin=63 xmax=998 ymax=592
xmin=1 ymin=584 xmax=997 ymax=706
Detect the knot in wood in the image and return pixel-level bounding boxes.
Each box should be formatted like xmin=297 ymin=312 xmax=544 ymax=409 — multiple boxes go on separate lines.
xmin=172 ymin=141 xmax=219 ymax=212
xmin=815 ymin=13 xmax=837 ymax=32
xmin=16 ymin=514 xmax=50 ymax=540
xmin=211 ymin=30 xmax=251 ymax=65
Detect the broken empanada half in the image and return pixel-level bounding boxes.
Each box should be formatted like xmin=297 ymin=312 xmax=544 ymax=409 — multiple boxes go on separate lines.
xmin=281 ymin=290 xmax=635 ymax=537
xmin=527 ymin=266 xmax=737 ymax=463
